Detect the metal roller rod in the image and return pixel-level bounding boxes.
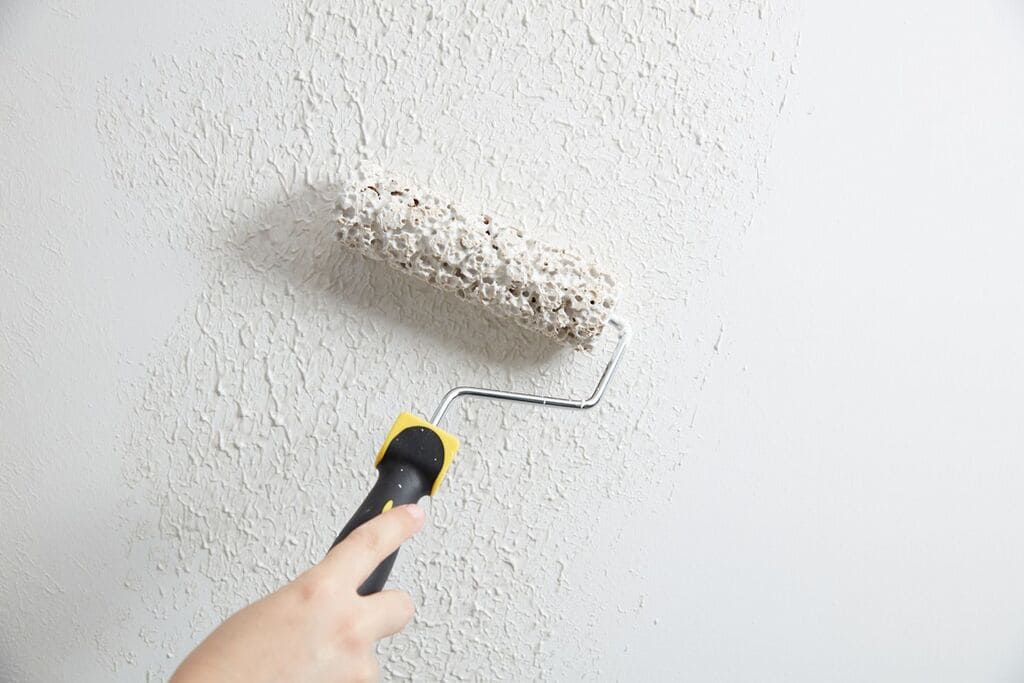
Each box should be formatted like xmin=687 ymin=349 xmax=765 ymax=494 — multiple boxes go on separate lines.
xmin=429 ymin=316 xmax=632 ymax=426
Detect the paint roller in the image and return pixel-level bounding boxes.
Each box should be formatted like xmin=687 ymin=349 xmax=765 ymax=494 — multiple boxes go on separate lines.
xmin=329 ymin=174 xmax=631 ymax=594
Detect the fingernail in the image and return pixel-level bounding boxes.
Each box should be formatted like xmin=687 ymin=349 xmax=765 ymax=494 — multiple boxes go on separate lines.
xmin=405 ymin=503 xmax=425 ymax=523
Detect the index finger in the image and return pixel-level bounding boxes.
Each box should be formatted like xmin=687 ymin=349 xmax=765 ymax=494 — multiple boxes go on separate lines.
xmin=323 ymin=504 xmax=425 ymax=584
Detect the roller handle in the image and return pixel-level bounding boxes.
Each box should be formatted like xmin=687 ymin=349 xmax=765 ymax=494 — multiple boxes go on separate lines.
xmin=329 ymin=417 xmax=457 ymax=596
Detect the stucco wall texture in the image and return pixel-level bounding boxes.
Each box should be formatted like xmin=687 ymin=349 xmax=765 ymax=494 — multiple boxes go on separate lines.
xmin=1 ymin=1 xmax=798 ymax=680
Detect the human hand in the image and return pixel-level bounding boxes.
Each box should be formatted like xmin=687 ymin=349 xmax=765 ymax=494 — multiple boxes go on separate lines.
xmin=170 ymin=504 xmax=425 ymax=683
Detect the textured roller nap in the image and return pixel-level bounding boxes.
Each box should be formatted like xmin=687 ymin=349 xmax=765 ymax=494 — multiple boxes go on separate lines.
xmin=334 ymin=177 xmax=616 ymax=348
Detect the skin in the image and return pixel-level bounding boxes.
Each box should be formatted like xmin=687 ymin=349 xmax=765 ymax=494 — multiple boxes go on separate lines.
xmin=170 ymin=504 xmax=425 ymax=683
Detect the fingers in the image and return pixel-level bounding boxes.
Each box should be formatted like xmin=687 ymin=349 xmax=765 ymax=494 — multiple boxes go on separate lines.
xmin=324 ymin=504 xmax=425 ymax=584
xmin=359 ymin=590 xmax=415 ymax=639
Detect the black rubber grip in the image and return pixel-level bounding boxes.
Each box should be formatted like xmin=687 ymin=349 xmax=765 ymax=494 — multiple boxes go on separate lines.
xmin=329 ymin=426 xmax=447 ymax=595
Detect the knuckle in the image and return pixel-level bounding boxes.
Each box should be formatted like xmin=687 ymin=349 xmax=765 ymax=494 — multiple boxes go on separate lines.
xmin=294 ymin=570 xmax=337 ymax=604
xmin=335 ymin=619 xmax=370 ymax=654
xmin=349 ymin=526 xmax=385 ymax=555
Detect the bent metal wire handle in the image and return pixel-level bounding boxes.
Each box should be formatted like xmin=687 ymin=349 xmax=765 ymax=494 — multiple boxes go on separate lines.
xmin=330 ymin=316 xmax=630 ymax=595
xmin=429 ymin=316 xmax=632 ymax=427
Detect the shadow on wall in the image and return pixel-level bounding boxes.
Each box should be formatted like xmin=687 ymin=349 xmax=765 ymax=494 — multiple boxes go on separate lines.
xmin=226 ymin=181 xmax=568 ymax=371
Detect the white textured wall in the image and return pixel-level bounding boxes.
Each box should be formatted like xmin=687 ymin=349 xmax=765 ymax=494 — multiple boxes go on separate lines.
xmin=3 ymin=1 xmax=1023 ymax=681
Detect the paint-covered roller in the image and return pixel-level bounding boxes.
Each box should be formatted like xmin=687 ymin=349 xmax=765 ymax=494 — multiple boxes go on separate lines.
xmin=328 ymin=173 xmax=631 ymax=595
xmin=335 ymin=176 xmax=616 ymax=348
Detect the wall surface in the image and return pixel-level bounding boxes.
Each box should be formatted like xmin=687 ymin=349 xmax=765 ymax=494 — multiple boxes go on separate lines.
xmin=2 ymin=1 xmax=1023 ymax=681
